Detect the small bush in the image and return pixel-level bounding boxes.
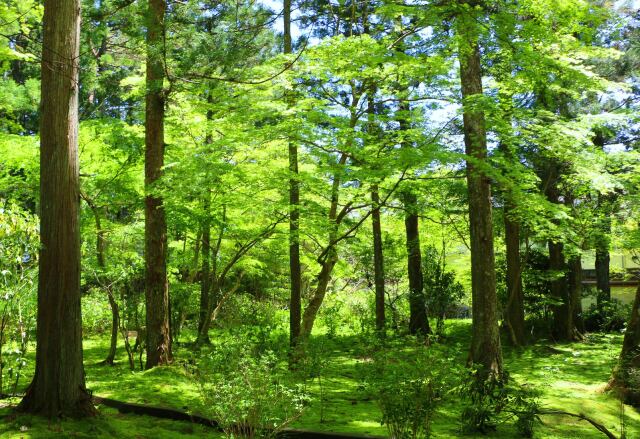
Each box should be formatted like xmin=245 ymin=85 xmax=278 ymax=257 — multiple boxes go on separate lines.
xmin=457 ymin=368 xmax=540 ymax=437
xmin=359 ymin=344 xmax=456 ymax=439
xmin=422 ymin=246 xmax=465 ymax=337
xmin=378 ymin=378 xmax=438 ymax=439
xmin=196 ymin=341 xmax=308 ymax=439
xmin=583 ymin=299 xmax=631 ymax=332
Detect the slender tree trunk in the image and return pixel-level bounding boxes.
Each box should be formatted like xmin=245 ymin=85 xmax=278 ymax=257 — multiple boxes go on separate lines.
xmin=457 ymin=9 xmax=503 ymax=376
xmin=371 ymin=185 xmax=385 ymax=332
xmin=395 ymin=86 xmax=428 ymax=336
xmin=300 ymin=154 xmax=347 ymax=337
xmin=367 ymin=93 xmax=385 ymax=333
xmin=593 ymin=131 xmax=612 ymax=306
xmin=196 ymin=193 xmax=212 ymax=345
xmin=198 ymin=278 xmax=219 ymax=340
xmin=403 ymin=191 xmax=430 ymax=335
xmin=144 ymin=0 xmax=171 ymax=369
xmin=595 ymin=232 xmax=611 ymax=306
xmin=504 ymin=204 xmax=526 ymax=346
xmin=544 ymin=166 xmax=576 ymax=341
xmin=18 ymin=0 xmax=95 ymax=416
xmin=104 ymin=291 xmax=120 ymax=364
xmin=196 ymin=206 xmax=229 ymax=342
xmin=284 ymin=0 xmax=302 ymax=349
xmin=568 ymin=256 xmax=585 ymax=335
xmin=301 ymin=259 xmax=337 ymax=336
xmin=86 ymin=202 xmax=120 ymax=366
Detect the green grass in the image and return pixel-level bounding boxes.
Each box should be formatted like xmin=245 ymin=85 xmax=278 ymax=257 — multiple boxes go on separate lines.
xmin=0 ymin=320 xmax=638 ymax=438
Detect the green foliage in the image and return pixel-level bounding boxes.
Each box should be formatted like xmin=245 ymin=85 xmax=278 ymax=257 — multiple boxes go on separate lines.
xmin=378 ymin=378 xmax=438 ymax=439
xmin=422 ymin=246 xmax=466 ymax=337
xmin=457 ymin=369 xmax=541 ymax=437
xmin=196 ymin=340 xmax=308 ymax=439
xmin=0 ymin=0 xmax=638 ymax=436
xmin=358 ymin=343 xmax=460 ymax=439
xmin=583 ymin=298 xmax=632 ymax=332
xmin=0 ymin=202 xmax=38 ymax=395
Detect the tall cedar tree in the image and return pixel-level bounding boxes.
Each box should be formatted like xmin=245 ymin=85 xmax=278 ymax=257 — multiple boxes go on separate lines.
xmin=145 ymin=0 xmax=172 ymax=368
xmin=456 ymin=5 xmax=503 ymax=375
xmin=18 ymin=0 xmax=96 ymax=416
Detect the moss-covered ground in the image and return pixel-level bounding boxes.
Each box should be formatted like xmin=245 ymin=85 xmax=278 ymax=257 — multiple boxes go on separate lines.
xmin=0 ymin=320 xmax=638 ymax=438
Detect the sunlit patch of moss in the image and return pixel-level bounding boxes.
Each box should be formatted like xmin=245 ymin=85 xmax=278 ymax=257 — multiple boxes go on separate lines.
xmin=1 ymin=320 xmax=638 ymax=438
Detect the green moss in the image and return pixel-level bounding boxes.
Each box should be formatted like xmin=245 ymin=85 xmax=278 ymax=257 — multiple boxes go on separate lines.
xmin=1 ymin=320 xmax=638 ymax=438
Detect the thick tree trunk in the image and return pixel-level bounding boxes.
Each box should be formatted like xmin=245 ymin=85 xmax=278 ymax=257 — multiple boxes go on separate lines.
xmin=18 ymin=0 xmax=95 ymax=416
xmin=372 ymin=192 xmax=385 ymax=333
xmin=403 ymin=191 xmax=430 ymax=335
xmin=504 ymin=204 xmax=526 ymax=346
xmin=610 ymin=284 xmax=640 ymax=405
xmin=568 ymin=256 xmax=585 ymax=335
xmin=284 ymin=0 xmax=302 ymax=350
xmin=144 ymin=0 xmax=171 ymax=369
xmin=457 ymin=11 xmax=503 ymax=376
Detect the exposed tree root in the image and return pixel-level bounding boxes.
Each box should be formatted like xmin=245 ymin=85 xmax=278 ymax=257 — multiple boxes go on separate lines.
xmin=538 ymin=409 xmax=618 ymax=439
xmin=93 ymin=396 xmax=385 ymax=438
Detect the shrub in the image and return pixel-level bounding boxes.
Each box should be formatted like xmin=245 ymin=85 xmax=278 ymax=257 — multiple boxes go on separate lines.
xmin=378 ymin=378 xmax=438 ymax=439
xmin=196 ymin=341 xmax=308 ymax=439
xmin=359 ymin=344 xmax=455 ymax=439
xmin=422 ymin=246 xmax=465 ymax=337
xmin=0 ymin=203 xmax=38 ymax=395
xmin=457 ymin=368 xmax=540 ymax=437
xmin=583 ymin=299 xmax=631 ymax=332
xmin=319 ymin=299 xmax=344 ymax=339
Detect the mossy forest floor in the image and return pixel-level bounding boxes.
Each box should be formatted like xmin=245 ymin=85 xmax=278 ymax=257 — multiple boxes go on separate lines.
xmin=0 ymin=320 xmax=638 ymax=438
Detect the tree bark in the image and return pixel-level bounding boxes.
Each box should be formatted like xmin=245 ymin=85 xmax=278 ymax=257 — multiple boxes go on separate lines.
xmin=371 ymin=185 xmax=385 ymax=332
xmin=610 ymin=283 xmax=640 ymax=405
xmin=144 ymin=0 xmax=171 ymax=368
xmin=543 ymin=165 xmax=576 ymax=341
xmin=504 ymin=204 xmax=526 ymax=346
xmin=403 ymin=191 xmax=430 ymax=335
xmin=18 ymin=0 xmax=95 ymax=416
xmin=457 ymin=9 xmax=503 ymax=376
xmin=284 ymin=0 xmax=302 ymax=350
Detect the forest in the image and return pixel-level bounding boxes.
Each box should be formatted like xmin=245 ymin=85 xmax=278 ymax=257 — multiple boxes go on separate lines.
xmin=0 ymin=0 xmax=639 ymax=437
